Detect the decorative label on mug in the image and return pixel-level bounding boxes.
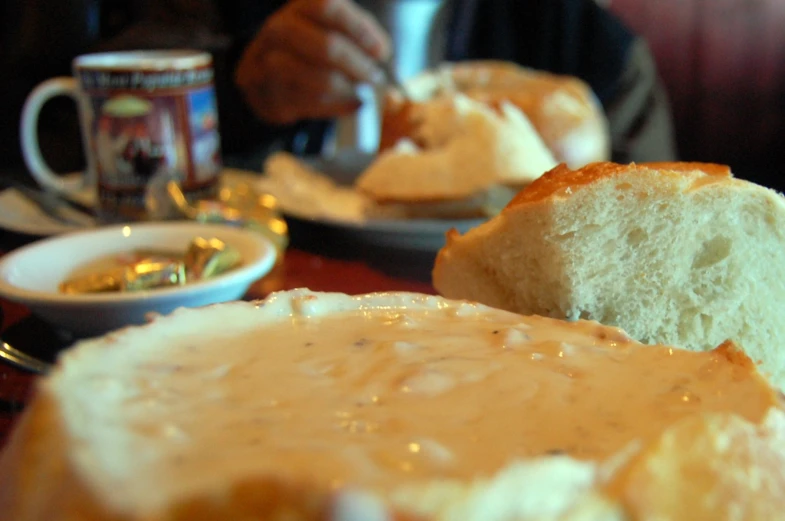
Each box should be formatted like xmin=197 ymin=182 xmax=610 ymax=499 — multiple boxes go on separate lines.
xmin=80 ymin=65 xmax=222 ymax=222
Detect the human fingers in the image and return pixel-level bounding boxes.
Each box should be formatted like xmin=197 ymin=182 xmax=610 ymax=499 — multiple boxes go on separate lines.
xmin=236 ymin=49 xmax=362 ymax=124
xmin=291 ymin=0 xmax=391 ymax=61
xmin=261 ymin=8 xmax=385 ymax=85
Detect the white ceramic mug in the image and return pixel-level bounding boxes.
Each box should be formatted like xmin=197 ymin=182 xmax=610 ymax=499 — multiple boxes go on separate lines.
xmin=21 ymin=50 xmax=223 ymax=222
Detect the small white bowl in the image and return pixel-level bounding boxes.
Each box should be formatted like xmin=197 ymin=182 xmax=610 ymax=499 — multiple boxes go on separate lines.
xmin=0 ymin=222 xmax=277 ymax=337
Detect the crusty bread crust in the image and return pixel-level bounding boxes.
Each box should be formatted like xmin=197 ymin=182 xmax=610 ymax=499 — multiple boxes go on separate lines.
xmin=508 ymin=161 xmax=732 ymax=206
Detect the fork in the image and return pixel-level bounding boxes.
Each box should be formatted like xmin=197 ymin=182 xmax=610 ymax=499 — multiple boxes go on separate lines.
xmin=0 ymin=307 xmax=52 ymax=375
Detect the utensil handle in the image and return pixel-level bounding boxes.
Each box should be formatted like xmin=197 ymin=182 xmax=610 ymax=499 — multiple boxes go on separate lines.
xmin=0 ymin=308 xmax=51 ymax=375
xmin=20 ymin=77 xmax=87 ymax=194
xmin=0 ymin=341 xmax=51 ymax=375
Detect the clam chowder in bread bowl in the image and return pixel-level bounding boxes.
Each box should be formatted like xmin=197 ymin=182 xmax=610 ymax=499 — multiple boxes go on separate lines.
xmin=1 ymin=289 xmax=784 ymax=520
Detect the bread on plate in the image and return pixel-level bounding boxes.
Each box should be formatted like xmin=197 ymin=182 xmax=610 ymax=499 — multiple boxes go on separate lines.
xmin=379 ymin=61 xmax=611 ymax=169
xmin=433 ymin=161 xmax=785 ymax=389
xmin=356 ymin=60 xmax=614 ymax=219
xmin=1 ymin=289 xmax=783 ymax=520
xmin=356 ymin=93 xmax=558 ymax=218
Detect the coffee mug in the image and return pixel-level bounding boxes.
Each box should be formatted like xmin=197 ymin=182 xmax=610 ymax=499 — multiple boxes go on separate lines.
xmin=21 ymin=50 xmax=223 ymax=222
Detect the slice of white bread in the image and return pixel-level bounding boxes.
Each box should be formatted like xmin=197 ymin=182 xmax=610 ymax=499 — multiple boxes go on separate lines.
xmin=433 ymin=161 xmax=785 ymax=389
xmin=1 ymin=289 xmax=783 ymax=520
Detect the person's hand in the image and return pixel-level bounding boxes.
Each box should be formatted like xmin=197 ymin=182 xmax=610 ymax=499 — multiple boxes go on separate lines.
xmin=235 ymin=0 xmax=391 ymax=125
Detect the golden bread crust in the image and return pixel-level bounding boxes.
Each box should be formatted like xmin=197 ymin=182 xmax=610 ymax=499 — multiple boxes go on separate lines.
xmin=507 ymin=161 xmax=732 ymax=206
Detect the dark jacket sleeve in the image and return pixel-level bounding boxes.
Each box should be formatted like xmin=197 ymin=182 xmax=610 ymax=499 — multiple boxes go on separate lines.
xmin=446 ymin=0 xmax=677 ymax=162
xmin=603 ymin=39 xmax=678 ymax=163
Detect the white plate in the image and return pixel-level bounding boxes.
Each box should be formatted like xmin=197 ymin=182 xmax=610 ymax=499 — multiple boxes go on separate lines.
xmin=0 ymin=169 xmax=261 ymax=237
xmin=285 ymin=212 xmax=484 ymax=252
xmin=258 ymin=151 xmax=486 ymax=252
xmin=0 ymin=222 xmax=277 ymax=337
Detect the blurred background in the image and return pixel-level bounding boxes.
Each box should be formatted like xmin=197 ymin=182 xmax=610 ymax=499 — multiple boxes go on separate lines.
xmin=1 ymin=0 xmax=784 ymax=191
xmin=610 ymin=0 xmax=785 ymax=192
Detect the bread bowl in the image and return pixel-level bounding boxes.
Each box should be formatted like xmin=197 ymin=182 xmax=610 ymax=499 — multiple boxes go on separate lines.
xmin=1 ymin=289 xmax=783 ymax=520
xmin=433 ymin=161 xmax=785 ymax=389
xmin=357 ymin=93 xmax=559 ymax=218
xmin=379 ymin=61 xmax=611 ymax=169
xmin=354 ymin=61 xmax=610 ymax=218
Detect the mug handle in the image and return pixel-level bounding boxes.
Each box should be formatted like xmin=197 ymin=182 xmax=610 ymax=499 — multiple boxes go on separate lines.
xmin=20 ymin=78 xmax=87 ymax=194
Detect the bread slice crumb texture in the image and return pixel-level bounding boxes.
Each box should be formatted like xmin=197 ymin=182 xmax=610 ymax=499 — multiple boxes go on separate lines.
xmin=433 ymin=162 xmax=785 ymax=389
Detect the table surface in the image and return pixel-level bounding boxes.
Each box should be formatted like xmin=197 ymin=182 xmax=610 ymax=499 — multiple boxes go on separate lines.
xmin=0 ymin=221 xmax=438 ymax=448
